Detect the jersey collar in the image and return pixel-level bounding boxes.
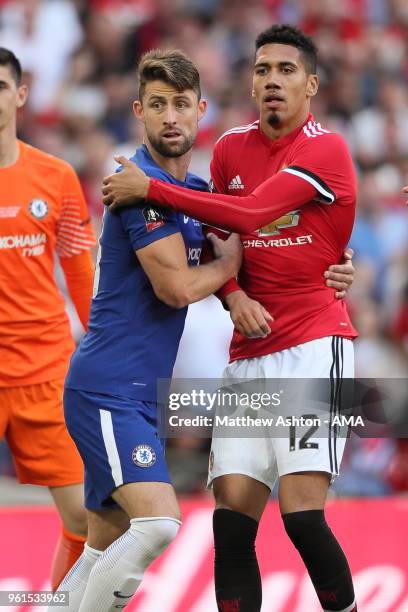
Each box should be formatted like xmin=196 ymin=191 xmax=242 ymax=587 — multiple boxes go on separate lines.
xmin=257 ymin=113 xmax=313 ymax=151
xmin=136 ymin=144 xmax=188 ymax=186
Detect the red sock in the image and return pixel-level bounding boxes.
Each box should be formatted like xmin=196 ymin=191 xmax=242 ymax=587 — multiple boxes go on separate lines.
xmin=50 ymin=528 xmax=86 ymax=591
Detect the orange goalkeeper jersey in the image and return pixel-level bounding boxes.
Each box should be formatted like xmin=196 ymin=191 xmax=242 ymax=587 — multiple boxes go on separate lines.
xmin=0 ymin=141 xmax=95 ymax=386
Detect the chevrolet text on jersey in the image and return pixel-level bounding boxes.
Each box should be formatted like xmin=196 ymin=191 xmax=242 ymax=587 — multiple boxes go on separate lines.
xmin=143 ymin=114 xmax=358 ymax=362
xmin=243 ymin=235 xmax=313 ymax=248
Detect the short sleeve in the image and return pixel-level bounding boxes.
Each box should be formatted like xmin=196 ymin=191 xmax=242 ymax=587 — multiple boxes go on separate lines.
xmin=283 ymin=133 xmax=356 ymax=206
xmin=57 ymin=164 xmax=96 ymax=257
xmin=120 ymin=204 xmax=180 ymax=251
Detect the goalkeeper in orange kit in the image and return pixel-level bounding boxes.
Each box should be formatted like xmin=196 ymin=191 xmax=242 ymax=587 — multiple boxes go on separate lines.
xmin=0 ymin=48 xmax=95 ymax=589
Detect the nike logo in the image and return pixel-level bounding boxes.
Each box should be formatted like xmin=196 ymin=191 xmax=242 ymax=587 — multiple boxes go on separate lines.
xmin=113 ymin=591 xmax=132 ymax=599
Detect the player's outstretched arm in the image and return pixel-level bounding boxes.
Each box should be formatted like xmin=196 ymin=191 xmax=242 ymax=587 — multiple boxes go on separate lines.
xmin=136 ymin=231 xmax=242 ymax=308
xmin=102 ymin=157 xmax=316 ymax=234
xmin=325 ymin=247 xmax=354 ymax=299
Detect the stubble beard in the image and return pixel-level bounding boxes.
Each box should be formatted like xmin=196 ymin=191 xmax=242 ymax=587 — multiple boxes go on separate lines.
xmin=147 ymin=130 xmax=195 ymax=158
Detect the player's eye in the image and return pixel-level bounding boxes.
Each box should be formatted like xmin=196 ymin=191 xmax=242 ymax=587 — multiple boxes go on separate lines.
xmin=255 ymin=67 xmax=267 ymax=75
xmin=282 ymin=66 xmax=294 ymax=74
xmin=151 ymin=101 xmax=163 ymax=109
xmin=176 ymin=101 xmax=188 ymax=108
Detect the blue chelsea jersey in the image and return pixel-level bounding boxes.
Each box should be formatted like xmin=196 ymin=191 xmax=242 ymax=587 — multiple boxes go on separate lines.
xmin=65 ymin=145 xmax=206 ymax=402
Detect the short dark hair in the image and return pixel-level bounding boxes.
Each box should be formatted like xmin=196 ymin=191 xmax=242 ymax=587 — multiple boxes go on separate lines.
xmin=0 ymin=48 xmax=22 ymax=84
xmin=255 ymin=24 xmax=318 ymax=74
xmin=138 ymin=49 xmax=201 ymax=100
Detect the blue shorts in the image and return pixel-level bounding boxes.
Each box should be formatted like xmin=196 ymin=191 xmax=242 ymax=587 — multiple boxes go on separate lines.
xmin=64 ymin=388 xmax=171 ymax=511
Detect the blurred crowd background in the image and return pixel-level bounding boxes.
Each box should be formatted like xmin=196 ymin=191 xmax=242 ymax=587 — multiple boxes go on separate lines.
xmin=0 ymin=0 xmax=408 ymax=499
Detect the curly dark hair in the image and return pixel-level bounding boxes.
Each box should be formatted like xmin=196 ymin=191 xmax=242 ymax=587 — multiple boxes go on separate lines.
xmin=255 ymin=24 xmax=318 ymax=74
xmin=0 ymin=48 xmax=22 ymax=84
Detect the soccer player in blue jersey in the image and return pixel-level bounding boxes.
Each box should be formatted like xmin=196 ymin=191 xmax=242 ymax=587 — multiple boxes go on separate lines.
xmin=49 ymin=50 xmax=243 ymax=612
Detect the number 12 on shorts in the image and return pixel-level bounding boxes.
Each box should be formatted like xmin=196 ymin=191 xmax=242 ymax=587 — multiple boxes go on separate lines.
xmin=289 ymin=414 xmax=319 ymax=451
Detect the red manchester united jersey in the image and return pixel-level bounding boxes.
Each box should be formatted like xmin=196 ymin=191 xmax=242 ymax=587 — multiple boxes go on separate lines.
xmin=209 ymin=114 xmax=358 ymax=361
xmin=147 ymin=113 xmax=359 ymax=362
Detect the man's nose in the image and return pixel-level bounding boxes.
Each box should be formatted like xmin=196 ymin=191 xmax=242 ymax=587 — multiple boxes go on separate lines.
xmin=163 ymin=107 xmax=177 ymax=125
xmin=265 ymin=71 xmax=283 ymax=89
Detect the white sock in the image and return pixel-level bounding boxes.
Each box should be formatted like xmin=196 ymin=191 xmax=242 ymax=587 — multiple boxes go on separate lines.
xmin=78 ymin=517 xmax=181 ymax=612
xmin=47 ymin=543 xmax=102 ymax=612
xmin=325 ymin=601 xmax=356 ymax=612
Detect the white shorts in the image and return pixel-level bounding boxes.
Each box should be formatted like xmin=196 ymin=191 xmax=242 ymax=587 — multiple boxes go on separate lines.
xmin=208 ymin=336 xmax=354 ymax=491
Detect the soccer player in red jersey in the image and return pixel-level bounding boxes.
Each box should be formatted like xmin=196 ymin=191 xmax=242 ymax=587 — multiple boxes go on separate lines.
xmin=103 ymin=26 xmax=358 ymax=612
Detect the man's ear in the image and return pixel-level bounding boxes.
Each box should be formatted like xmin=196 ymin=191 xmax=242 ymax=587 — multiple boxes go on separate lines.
xmin=197 ymin=98 xmax=207 ymax=122
xmin=133 ymin=100 xmax=144 ymax=121
xmin=16 ymin=84 xmax=28 ymax=109
xmin=306 ymin=74 xmax=319 ymax=99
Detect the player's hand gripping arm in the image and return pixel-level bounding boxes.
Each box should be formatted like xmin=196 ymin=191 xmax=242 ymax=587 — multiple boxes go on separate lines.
xmin=136 ymin=231 xmax=242 ymax=309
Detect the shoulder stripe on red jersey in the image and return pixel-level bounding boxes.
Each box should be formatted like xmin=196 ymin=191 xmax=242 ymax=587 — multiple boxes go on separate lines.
xmin=315 ymin=121 xmax=330 ymax=133
xmin=216 ymin=121 xmax=259 ymax=143
xmin=303 ymin=120 xmax=331 ymax=138
xmin=221 ymin=120 xmax=259 ymax=134
xmin=283 ymin=166 xmax=335 ymax=204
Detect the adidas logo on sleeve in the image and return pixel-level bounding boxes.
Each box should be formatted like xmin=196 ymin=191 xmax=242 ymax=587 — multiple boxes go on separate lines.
xmin=228 ymin=175 xmax=244 ymax=190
